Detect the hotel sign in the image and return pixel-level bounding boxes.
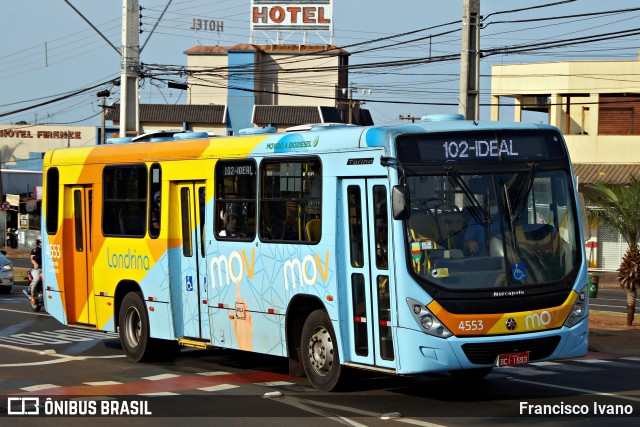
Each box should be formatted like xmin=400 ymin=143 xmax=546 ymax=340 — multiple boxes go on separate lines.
xmin=251 ymin=1 xmax=333 ymax=31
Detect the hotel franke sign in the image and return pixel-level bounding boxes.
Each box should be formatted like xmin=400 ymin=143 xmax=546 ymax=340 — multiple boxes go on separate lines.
xmin=251 ymin=0 xmax=333 ymax=31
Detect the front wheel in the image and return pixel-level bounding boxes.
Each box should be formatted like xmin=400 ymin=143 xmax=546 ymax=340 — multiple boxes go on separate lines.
xmin=300 ymin=310 xmax=343 ymax=391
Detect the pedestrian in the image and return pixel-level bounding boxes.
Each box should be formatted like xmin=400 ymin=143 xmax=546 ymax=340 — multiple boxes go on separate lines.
xmin=29 ymin=238 xmax=42 ymax=305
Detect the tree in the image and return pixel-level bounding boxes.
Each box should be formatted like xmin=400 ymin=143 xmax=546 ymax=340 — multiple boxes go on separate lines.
xmin=586 ymin=176 xmax=640 ymax=326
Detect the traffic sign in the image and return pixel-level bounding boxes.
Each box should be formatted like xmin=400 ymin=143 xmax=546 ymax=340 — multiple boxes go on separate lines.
xmin=1 ymin=201 xmax=10 ymax=211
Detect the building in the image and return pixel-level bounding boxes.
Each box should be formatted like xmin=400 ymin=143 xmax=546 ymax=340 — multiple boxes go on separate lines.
xmin=0 ymin=124 xmax=117 ymax=246
xmin=491 ymin=56 xmax=640 ymax=270
xmin=107 ymin=44 xmax=372 ymax=134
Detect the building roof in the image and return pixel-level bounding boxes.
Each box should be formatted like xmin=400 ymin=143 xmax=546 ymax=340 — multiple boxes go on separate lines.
xmin=573 ymin=163 xmax=640 ymax=185
xmin=185 ymin=44 xmax=347 ymax=55
xmin=252 ymin=105 xmax=344 ymax=125
xmin=106 ymin=104 xmax=226 ymax=124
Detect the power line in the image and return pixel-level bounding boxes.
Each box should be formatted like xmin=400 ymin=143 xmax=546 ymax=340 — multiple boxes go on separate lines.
xmin=0 ymin=79 xmax=118 ymax=119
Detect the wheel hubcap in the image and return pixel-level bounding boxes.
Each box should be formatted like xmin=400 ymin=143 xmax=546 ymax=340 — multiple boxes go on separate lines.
xmin=307 ymin=326 xmax=334 ymax=376
xmin=124 ymin=307 xmax=141 ymax=348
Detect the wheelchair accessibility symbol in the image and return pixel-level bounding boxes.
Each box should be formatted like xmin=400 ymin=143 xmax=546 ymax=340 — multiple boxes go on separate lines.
xmin=511 ymin=262 xmax=527 ymax=283
xmin=186 ymin=276 xmax=194 ymax=291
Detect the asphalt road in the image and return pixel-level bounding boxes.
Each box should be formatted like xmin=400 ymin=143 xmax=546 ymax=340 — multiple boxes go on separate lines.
xmin=590 ymin=288 xmax=639 ymax=315
xmin=1 ymin=288 xmax=639 ymax=426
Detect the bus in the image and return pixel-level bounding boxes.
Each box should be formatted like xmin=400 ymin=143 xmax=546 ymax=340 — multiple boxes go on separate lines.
xmin=41 ymin=114 xmax=589 ymax=391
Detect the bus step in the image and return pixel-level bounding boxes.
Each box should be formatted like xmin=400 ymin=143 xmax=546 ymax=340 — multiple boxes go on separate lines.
xmin=178 ymin=338 xmax=212 ymax=349
xmin=67 ymin=323 xmax=99 ymax=331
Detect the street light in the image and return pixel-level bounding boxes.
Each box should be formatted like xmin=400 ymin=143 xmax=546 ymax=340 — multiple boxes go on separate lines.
xmin=338 ymin=83 xmax=372 ymax=124
xmin=168 ymin=81 xmax=188 ymax=91
xmin=97 ymin=90 xmax=112 ymax=145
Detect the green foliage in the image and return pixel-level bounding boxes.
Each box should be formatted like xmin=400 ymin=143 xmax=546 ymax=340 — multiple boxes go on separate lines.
xmin=586 ymin=175 xmax=640 ymax=252
xmin=587 ymin=175 xmax=640 ymax=322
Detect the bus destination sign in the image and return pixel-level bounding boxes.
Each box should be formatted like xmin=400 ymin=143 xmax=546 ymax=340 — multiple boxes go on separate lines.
xmin=397 ymin=130 xmax=566 ymax=164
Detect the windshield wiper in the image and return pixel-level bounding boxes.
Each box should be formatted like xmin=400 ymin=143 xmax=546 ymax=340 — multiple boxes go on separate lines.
xmin=509 ymin=163 xmax=537 ymax=222
xmin=444 ymin=166 xmax=487 ymax=224
xmin=502 ymin=183 xmax=519 ymax=256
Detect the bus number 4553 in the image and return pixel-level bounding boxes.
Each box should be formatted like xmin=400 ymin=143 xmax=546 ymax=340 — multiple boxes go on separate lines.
xmin=459 ymin=320 xmax=484 ymax=331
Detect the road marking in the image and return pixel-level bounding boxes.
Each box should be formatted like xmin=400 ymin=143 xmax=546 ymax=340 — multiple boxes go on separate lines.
xmin=0 ymin=342 xmax=125 ymax=367
xmin=509 ymin=377 xmax=640 ymax=403
xmin=196 ymin=371 xmax=231 ymax=376
xmin=254 ymin=381 xmax=294 ymax=387
xmin=266 ymin=396 xmax=447 ymax=427
xmin=142 ymin=374 xmax=180 ymax=381
xmin=621 ymin=357 xmax=640 ymax=362
xmin=573 ymin=358 xmax=609 ymax=364
xmin=84 ymin=381 xmax=122 ymax=386
xmin=0 ymin=307 xmax=50 ymax=317
xmin=264 ymin=394 xmax=370 ymax=427
xmin=21 ymin=384 xmax=60 ymax=392
xmin=198 ymin=384 xmax=239 ymax=392
xmin=138 ymin=391 xmax=180 ymax=396
xmin=0 ymin=328 xmax=118 ymax=346
xmin=531 ymin=361 xmax=562 ymax=367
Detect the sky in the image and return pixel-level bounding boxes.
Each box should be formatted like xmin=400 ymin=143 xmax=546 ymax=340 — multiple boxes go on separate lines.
xmin=1 ymin=0 xmax=639 ymax=128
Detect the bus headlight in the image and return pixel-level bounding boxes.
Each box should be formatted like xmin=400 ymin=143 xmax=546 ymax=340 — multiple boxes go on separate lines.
xmin=407 ymin=298 xmax=452 ymax=338
xmin=564 ymin=286 xmax=587 ymax=328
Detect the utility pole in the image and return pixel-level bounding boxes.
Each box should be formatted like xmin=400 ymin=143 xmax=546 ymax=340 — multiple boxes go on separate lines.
xmin=459 ymin=0 xmax=481 ymax=120
xmin=120 ymin=0 xmax=140 ymax=137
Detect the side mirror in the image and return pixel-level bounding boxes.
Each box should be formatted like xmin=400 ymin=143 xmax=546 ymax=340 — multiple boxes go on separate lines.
xmin=392 ymin=185 xmax=410 ymax=220
xmin=578 ymin=192 xmax=591 ymax=241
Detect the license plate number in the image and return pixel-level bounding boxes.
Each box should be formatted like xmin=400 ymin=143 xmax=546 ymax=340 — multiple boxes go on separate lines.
xmin=497 ymin=351 xmax=529 ymax=367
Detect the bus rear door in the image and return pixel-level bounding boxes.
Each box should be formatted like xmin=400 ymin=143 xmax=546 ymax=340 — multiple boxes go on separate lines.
xmin=169 ymin=181 xmax=209 ymax=340
xmin=340 ymin=178 xmax=395 ymax=369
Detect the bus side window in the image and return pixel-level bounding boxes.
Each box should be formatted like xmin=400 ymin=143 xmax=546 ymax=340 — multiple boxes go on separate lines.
xmin=215 ymin=159 xmax=257 ymax=240
xmin=148 ymin=163 xmax=162 ymax=238
xmin=259 ymin=157 xmax=322 ymax=244
xmin=103 ymin=164 xmax=147 ymax=237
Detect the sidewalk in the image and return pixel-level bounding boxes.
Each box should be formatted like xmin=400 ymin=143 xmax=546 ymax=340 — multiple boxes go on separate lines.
xmin=587 ymin=269 xmax=640 ymax=356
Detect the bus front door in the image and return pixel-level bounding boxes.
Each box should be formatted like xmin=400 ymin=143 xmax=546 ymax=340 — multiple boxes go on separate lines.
xmin=170 ymin=181 xmax=209 ymax=340
xmin=62 ymin=185 xmax=95 ymax=325
xmin=340 ymin=178 xmax=395 ymax=369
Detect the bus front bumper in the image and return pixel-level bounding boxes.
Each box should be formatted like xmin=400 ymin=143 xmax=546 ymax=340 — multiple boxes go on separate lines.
xmin=394 ymin=317 xmax=588 ymax=374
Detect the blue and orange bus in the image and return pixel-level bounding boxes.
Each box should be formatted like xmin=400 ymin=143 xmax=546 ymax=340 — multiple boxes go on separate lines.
xmin=42 ymin=114 xmax=589 ymax=390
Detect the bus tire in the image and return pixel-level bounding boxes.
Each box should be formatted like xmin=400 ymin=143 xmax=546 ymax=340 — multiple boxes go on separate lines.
xmin=119 ymin=292 xmax=152 ymax=362
xmin=300 ymin=310 xmax=342 ymax=391
xmin=449 ymin=367 xmax=493 ymax=380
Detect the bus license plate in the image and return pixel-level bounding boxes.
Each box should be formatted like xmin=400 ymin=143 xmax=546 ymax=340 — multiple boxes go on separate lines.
xmin=497 ymin=351 xmax=529 ymax=367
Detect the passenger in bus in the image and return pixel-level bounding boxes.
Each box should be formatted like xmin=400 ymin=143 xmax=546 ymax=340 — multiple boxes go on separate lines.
xmin=463 ymin=196 xmax=503 ymax=257
xmin=218 ymin=205 xmax=238 ymax=236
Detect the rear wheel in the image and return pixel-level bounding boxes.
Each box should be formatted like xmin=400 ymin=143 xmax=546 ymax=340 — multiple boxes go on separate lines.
xmin=119 ymin=292 xmax=180 ymax=362
xmin=119 ymin=292 xmax=152 ymax=362
xmin=300 ymin=310 xmax=343 ymax=391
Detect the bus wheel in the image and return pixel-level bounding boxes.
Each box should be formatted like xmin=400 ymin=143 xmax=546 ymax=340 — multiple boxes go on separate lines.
xmin=449 ymin=367 xmax=493 ymax=380
xmin=301 ymin=310 xmax=342 ymax=391
xmin=119 ymin=292 xmax=152 ymax=362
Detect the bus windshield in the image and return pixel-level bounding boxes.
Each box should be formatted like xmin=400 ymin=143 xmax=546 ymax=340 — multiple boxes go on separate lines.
xmin=404 ymin=169 xmax=580 ymax=290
